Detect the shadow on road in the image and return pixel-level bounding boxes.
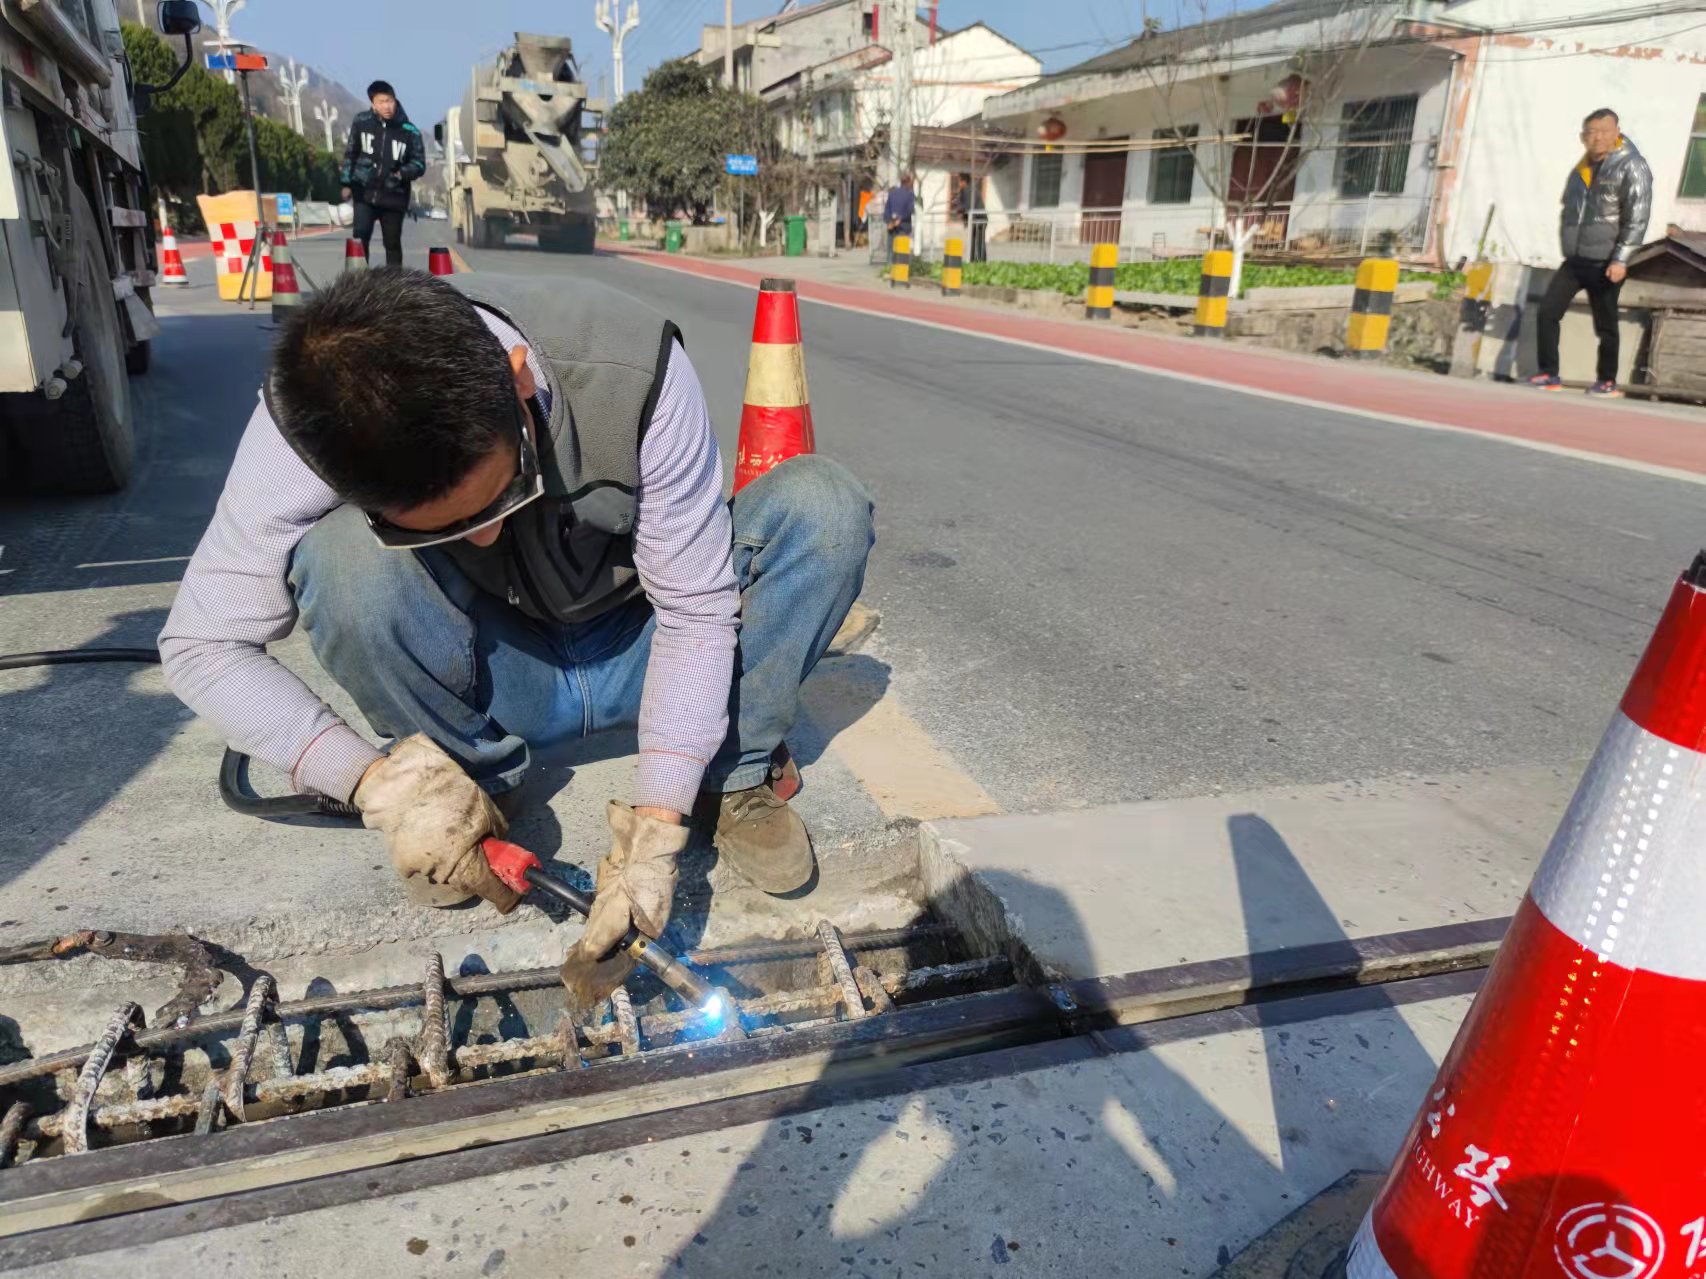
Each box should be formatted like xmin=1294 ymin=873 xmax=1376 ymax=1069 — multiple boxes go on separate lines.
xmin=0 ymin=611 xmax=177 ymax=897
xmin=662 ymin=816 xmax=1447 ymax=1273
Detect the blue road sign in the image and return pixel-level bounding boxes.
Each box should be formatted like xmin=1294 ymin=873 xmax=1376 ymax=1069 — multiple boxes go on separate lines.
xmin=274 ymin=193 xmax=295 ymax=218
xmin=204 ymin=52 xmax=236 ymax=71
xmin=725 ymin=154 xmax=758 ymax=176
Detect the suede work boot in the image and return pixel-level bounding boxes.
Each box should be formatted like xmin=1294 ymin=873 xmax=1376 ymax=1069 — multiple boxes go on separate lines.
xmin=697 ymin=753 xmax=813 ymax=894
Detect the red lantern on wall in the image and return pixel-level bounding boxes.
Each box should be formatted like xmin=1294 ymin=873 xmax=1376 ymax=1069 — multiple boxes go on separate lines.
xmin=1037 ymin=116 xmax=1067 ymax=142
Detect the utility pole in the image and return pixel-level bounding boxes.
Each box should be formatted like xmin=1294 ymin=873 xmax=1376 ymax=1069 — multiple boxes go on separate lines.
xmin=887 ymin=0 xmax=913 ymax=188
xmin=595 ymin=0 xmax=640 ymax=101
xmin=279 ymin=58 xmax=309 ymax=135
xmin=724 ymin=0 xmax=734 ymax=87
xmin=205 ymin=0 xmax=247 ymax=85
xmin=313 ymin=99 xmax=338 ymax=152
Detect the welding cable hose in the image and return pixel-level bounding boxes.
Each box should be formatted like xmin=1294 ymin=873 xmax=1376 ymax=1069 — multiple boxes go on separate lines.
xmin=0 ymin=646 xmax=359 ymax=821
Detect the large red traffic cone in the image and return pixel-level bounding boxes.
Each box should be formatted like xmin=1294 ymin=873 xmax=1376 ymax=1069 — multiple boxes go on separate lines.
xmin=428 ymin=245 xmax=454 ymax=275
xmin=732 ymin=278 xmax=814 ymax=494
xmin=159 ymin=224 xmax=188 ymax=286
xmin=1347 ymin=550 xmax=1706 ymax=1279
xmin=344 ymin=238 xmax=368 ymax=273
xmin=270 ymin=231 xmax=303 ymax=323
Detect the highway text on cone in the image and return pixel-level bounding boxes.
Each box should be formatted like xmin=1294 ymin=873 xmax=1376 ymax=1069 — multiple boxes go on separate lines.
xmin=1347 ymin=550 xmax=1706 ymax=1279
xmin=732 ymin=277 xmax=815 ymax=494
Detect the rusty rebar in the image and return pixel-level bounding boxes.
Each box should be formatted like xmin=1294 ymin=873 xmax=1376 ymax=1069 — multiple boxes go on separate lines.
xmin=418 ymin=952 xmax=453 ymax=1089
xmin=0 ymin=1102 xmax=31 ymax=1168
xmin=683 ymin=923 xmax=950 ymax=966
xmin=59 ymin=1003 xmax=141 ymax=1155
xmin=610 ymin=988 xmax=641 ymax=1056
xmin=817 ymin=920 xmax=867 ymax=1018
xmin=193 ymin=1080 xmax=223 ymax=1136
xmin=855 ymin=966 xmax=894 ymax=1013
xmin=382 ymin=1039 xmax=414 ymax=1104
xmin=222 ymin=975 xmax=274 ymax=1120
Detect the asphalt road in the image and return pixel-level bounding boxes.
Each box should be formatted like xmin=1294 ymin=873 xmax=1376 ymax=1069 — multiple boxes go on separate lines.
xmin=437 ymin=243 xmax=1694 ymax=813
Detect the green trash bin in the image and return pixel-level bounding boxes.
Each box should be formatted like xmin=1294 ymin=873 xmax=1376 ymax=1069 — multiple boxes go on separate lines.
xmin=619 ymin=218 xmax=631 ymax=241
xmin=664 ymin=221 xmax=684 ymax=253
xmin=783 ymin=214 xmax=808 ymax=257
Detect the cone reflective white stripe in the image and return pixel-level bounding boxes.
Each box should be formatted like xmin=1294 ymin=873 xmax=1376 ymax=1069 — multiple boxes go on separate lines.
xmin=1348 ymin=555 xmax=1706 ymax=1279
xmin=159 ymin=225 xmax=188 ymax=286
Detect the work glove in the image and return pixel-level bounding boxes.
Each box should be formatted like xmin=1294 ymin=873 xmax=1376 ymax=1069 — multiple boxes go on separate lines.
xmin=559 ymin=802 xmax=688 ymax=1011
xmin=354 ymin=734 xmax=523 ymax=913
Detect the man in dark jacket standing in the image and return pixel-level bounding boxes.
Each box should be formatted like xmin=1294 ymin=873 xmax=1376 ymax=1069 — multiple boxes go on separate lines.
xmin=341 ymin=80 xmax=425 ymax=267
xmin=1528 ymin=108 xmax=1652 ymax=398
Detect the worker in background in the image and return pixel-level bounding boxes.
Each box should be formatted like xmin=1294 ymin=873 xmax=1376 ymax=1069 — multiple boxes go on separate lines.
xmin=884 ymin=173 xmax=916 ymax=251
xmin=341 ymin=80 xmax=425 ymax=268
xmin=1528 ymin=107 xmax=1651 ymax=398
xmin=158 ymin=269 xmax=873 ymax=1008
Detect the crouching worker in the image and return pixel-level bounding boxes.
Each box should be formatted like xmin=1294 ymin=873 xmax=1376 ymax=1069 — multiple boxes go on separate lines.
xmin=159 ymin=268 xmax=874 ymax=1006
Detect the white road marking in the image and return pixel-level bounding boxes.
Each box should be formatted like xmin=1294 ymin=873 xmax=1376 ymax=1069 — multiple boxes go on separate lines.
xmin=77 ymin=555 xmax=192 ymax=569
xmin=619 ymin=254 xmax=1706 ymax=490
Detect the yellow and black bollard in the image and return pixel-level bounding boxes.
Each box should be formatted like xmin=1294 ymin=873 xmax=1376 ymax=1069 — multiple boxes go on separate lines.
xmin=1194 ymin=250 xmax=1233 ymax=337
xmin=890 ymin=234 xmax=911 ymax=289
xmin=942 ymin=236 xmax=963 ymax=297
xmin=1085 ymin=242 xmax=1117 ymax=319
xmin=1346 ymin=258 xmax=1400 ymax=358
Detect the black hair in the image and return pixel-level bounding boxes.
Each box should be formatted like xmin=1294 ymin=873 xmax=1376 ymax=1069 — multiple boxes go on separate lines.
xmin=271 ymin=268 xmax=516 ymax=511
xmin=367 ymin=79 xmax=396 ymax=100
xmin=1584 ymin=108 xmax=1618 ymax=127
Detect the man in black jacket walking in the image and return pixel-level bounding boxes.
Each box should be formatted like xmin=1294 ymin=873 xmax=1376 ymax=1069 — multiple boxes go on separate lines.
xmin=341 ymin=80 xmax=425 ymax=267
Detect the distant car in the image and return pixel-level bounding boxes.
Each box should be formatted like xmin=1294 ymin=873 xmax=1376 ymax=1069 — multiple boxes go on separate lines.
xmin=428 ymin=207 xmax=449 ymax=220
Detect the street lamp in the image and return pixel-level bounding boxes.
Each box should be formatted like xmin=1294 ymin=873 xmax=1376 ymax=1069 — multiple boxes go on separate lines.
xmin=278 ymin=58 xmax=309 ymax=133
xmin=313 ymin=99 xmax=338 ymax=152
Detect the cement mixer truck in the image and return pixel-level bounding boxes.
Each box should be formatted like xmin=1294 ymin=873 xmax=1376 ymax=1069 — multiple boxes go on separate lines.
xmin=438 ymin=33 xmax=598 ymax=254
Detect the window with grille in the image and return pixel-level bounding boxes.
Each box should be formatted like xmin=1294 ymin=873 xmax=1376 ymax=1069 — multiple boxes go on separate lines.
xmin=1148 ymin=126 xmax=1198 ymax=204
xmin=1338 ymin=95 xmax=1418 ymax=197
xmin=1030 ymin=152 xmax=1063 ymax=207
xmin=1681 ymin=95 xmax=1706 ymax=198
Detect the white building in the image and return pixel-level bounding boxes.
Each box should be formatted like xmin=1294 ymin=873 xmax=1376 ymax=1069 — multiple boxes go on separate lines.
xmin=693 ymin=2 xmax=1039 ymax=250
xmin=977 ymin=0 xmax=1706 ymax=267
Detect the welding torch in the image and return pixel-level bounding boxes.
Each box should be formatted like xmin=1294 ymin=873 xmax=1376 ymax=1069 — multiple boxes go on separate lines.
xmin=480 ymin=838 xmax=724 ymax=1018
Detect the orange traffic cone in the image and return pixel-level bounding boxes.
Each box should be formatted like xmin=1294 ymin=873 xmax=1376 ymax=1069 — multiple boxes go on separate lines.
xmin=270 ymin=231 xmax=303 ymax=324
xmin=344 ymin=238 xmax=368 ymax=273
xmin=732 ymin=278 xmax=814 ymax=494
xmin=159 ymin=224 xmax=188 ymax=286
xmin=1346 ymin=550 xmax=1706 ymax=1279
xmin=428 ymin=246 xmax=454 ymax=275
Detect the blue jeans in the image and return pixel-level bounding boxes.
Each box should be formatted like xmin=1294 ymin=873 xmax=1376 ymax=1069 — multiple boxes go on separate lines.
xmin=288 ymin=456 xmax=874 ymax=797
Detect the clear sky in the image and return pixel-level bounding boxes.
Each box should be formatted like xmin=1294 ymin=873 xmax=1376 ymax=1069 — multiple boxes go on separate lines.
xmin=214 ymin=0 xmax=1181 ymax=129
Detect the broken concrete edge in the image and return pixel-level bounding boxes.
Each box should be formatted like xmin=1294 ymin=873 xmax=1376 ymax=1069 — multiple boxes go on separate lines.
xmin=915 ymin=822 xmax=1053 ymax=989
xmin=0 ymin=820 xmax=934 ymax=1053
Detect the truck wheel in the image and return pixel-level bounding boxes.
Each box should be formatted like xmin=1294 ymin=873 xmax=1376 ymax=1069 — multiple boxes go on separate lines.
xmin=11 ymin=187 xmax=135 ymax=494
xmin=481 ymin=216 xmax=510 ymax=248
xmin=540 ymin=221 xmax=596 ymax=254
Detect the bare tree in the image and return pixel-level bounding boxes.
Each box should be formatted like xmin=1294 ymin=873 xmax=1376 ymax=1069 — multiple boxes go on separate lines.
xmin=1135 ymin=0 xmax=1399 ymax=281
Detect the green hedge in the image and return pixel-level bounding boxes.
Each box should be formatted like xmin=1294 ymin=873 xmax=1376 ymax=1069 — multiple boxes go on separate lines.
xmin=904 ymin=258 xmax=1463 ymax=300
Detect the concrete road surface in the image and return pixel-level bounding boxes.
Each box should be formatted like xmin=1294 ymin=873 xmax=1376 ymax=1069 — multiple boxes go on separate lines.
xmin=4 ymin=234 xmax=1703 ymax=1275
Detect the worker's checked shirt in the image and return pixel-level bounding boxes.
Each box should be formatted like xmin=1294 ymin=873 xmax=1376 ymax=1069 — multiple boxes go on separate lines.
xmin=159 ymin=312 xmax=739 ymax=815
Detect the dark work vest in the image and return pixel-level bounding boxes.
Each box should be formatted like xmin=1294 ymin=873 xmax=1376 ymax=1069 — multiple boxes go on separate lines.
xmin=442 ymin=275 xmax=680 ymax=625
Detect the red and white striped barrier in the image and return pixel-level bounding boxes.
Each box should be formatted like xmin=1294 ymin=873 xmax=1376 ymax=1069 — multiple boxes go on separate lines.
xmin=1348 ymin=552 xmax=1706 ymax=1279
xmin=209 ymin=221 xmax=271 ymax=301
xmin=732 ymin=277 xmax=815 ymax=494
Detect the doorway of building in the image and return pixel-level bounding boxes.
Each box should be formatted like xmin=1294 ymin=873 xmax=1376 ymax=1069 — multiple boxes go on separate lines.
xmin=1229 ymin=115 xmax=1300 ymax=248
xmin=1080 ymin=145 xmax=1128 ymax=245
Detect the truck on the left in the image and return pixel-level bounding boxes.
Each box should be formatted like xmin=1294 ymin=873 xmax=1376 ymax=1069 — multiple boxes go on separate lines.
xmin=0 ymin=0 xmax=200 ymax=494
